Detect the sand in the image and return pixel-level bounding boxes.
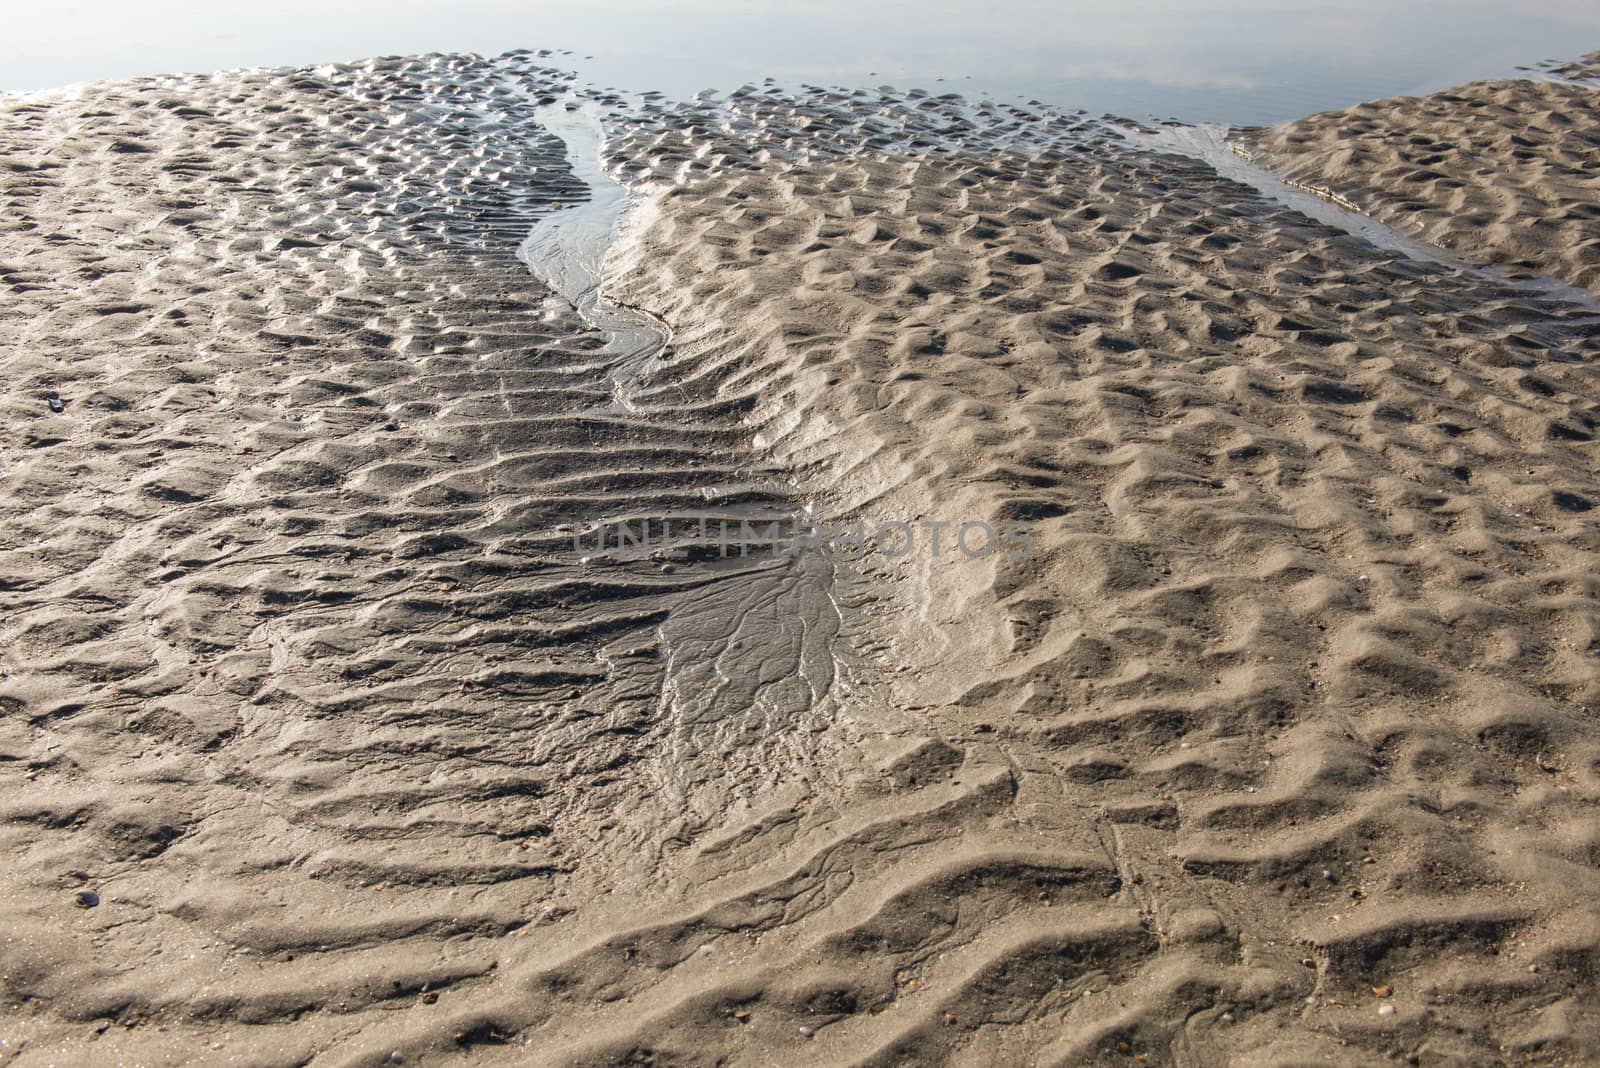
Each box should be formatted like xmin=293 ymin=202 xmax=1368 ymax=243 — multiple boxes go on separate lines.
xmin=3 ymin=52 xmax=1600 ymax=1068
xmin=1245 ymin=54 xmax=1600 ymax=295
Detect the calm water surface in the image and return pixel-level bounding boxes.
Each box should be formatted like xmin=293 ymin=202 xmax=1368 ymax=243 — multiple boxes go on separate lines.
xmin=6 ymin=1 xmax=1599 ymax=124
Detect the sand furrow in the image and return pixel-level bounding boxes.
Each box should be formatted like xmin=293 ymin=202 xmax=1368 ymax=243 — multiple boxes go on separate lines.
xmin=5 ymin=50 xmax=1600 ymax=1068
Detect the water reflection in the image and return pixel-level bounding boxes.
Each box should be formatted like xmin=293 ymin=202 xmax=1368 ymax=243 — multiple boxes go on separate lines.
xmin=6 ymin=0 xmax=1599 ymax=123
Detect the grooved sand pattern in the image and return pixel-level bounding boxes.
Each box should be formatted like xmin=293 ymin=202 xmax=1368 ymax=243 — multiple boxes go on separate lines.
xmin=3 ymin=54 xmax=1600 ymax=1068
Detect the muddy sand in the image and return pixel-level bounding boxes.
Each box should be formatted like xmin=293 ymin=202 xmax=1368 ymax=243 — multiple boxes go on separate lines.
xmin=2 ymin=50 xmax=1600 ymax=1067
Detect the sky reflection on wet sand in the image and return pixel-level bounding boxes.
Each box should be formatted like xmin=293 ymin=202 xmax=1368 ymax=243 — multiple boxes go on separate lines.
xmin=7 ymin=1 xmax=1600 ymax=123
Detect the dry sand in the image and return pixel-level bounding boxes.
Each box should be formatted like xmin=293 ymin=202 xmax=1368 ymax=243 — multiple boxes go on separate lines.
xmin=3 ymin=52 xmax=1600 ymax=1068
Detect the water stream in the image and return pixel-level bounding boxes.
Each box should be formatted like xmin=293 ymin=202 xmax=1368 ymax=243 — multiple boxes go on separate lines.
xmin=518 ymin=98 xmax=671 ymax=411
xmin=519 ymin=93 xmax=853 ymax=783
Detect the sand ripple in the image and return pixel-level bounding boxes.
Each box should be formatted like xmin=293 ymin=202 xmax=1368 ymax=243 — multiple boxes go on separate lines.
xmin=1248 ymin=58 xmax=1600 ymax=295
xmin=3 ymin=51 xmax=1600 ymax=1067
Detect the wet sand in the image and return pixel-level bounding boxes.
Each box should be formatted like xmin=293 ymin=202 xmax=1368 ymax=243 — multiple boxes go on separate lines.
xmin=3 ymin=51 xmax=1600 ymax=1067
xmin=1245 ymin=52 xmax=1600 ymax=294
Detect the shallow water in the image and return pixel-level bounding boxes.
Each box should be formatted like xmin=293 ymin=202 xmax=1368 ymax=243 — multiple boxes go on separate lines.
xmin=7 ymin=1 xmax=1599 ymax=124
xmin=518 ymin=98 xmax=669 ymax=410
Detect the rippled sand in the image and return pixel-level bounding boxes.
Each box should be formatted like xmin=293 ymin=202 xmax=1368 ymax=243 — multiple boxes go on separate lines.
xmin=1247 ymin=52 xmax=1600 ymax=294
xmin=3 ymin=50 xmax=1600 ymax=1067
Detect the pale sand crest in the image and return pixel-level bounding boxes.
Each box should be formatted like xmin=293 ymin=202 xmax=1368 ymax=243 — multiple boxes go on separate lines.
xmin=2 ymin=53 xmax=1600 ymax=1067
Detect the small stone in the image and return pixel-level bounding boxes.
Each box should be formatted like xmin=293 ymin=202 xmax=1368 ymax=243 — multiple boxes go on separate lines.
xmin=1321 ymin=869 xmax=1336 ymax=882
xmin=1219 ymin=1011 xmax=1234 ymax=1023
xmin=389 ymin=1054 xmax=406 ymax=1065
xmin=1372 ymin=985 xmax=1391 ymax=998
xmin=47 ymin=396 xmax=64 ymax=413
xmin=74 ymin=890 xmax=99 ymax=909
xmin=798 ymin=1026 xmax=815 ymax=1039
xmin=733 ymin=1010 xmax=750 ymax=1022
xmin=944 ymin=1013 xmax=958 ymax=1026
xmin=421 ymin=992 xmax=439 ymax=1004
xmin=1301 ymin=958 xmax=1316 ymax=968
xmin=1377 ymin=1004 xmax=1396 ymax=1017
xmin=1528 ymin=964 xmax=1540 ymax=973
